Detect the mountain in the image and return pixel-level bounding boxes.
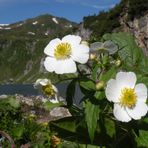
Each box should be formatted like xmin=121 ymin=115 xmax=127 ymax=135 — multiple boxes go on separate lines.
xmin=1 ymin=0 xmax=148 ymax=84
xmin=83 ymin=0 xmax=148 ymax=55
xmin=0 ymin=14 xmax=77 ymax=84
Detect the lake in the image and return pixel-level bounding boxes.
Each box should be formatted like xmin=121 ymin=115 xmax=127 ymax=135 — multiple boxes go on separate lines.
xmin=0 ymin=83 xmax=83 ymax=104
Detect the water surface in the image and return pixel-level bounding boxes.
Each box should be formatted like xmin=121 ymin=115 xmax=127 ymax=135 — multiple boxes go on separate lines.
xmin=0 ymin=83 xmax=83 ymax=105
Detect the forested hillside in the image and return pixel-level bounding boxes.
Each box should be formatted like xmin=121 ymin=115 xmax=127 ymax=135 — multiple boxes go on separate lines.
xmin=83 ymin=0 xmax=148 ymax=41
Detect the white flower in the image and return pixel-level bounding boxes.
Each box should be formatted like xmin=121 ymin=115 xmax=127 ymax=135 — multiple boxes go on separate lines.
xmin=105 ymin=72 xmax=148 ymax=122
xmin=44 ymin=35 xmax=89 ymax=74
xmin=34 ymin=79 xmax=59 ymax=103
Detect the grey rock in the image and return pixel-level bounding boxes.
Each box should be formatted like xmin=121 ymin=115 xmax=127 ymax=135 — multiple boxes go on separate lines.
xmin=50 ymin=107 xmax=71 ymax=118
xmin=119 ymin=13 xmax=148 ymax=55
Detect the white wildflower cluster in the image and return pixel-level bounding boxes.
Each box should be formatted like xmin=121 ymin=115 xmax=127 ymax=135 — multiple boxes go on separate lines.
xmin=35 ymin=34 xmax=148 ymax=123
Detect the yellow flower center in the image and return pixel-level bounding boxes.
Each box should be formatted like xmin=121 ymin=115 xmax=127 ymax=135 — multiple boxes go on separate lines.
xmin=54 ymin=42 xmax=71 ymax=60
xmin=42 ymin=84 xmax=54 ymax=97
xmin=120 ymin=88 xmax=137 ymax=108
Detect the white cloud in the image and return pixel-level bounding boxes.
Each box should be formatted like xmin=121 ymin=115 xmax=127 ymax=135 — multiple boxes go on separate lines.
xmin=80 ymin=2 xmax=116 ymax=10
xmin=0 ymin=0 xmax=116 ymax=10
xmin=91 ymin=4 xmax=116 ymax=9
xmin=55 ymin=0 xmax=116 ymax=10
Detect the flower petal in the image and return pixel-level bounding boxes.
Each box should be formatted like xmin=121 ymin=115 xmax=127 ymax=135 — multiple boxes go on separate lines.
xmin=135 ymin=83 xmax=147 ymax=103
xmin=44 ymin=38 xmax=61 ymax=56
xmin=113 ymin=104 xmax=131 ymax=122
xmin=62 ymin=35 xmax=81 ymax=46
xmin=54 ymin=58 xmax=77 ymax=74
xmin=71 ymin=44 xmax=89 ymax=64
xmin=39 ymin=79 xmax=50 ymax=86
xmin=116 ymin=72 xmax=137 ymax=89
xmin=126 ymin=101 xmax=148 ymax=120
xmin=90 ymin=42 xmax=103 ymax=51
xmin=103 ymin=40 xmax=118 ymax=55
xmin=44 ymin=57 xmax=56 ymax=72
xmin=44 ymin=56 xmax=77 ymax=74
xmin=52 ymin=85 xmax=58 ymax=93
xmin=34 ymin=79 xmax=42 ymax=88
xmin=34 ymin=79 xmax=51 ymax=88
xmin=105 ymin=79 xmax=121 ymax=102
xmin=49 ymin=97 xmax=59 ymax=104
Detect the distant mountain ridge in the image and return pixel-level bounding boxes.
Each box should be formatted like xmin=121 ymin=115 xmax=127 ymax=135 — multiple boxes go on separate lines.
xmin=0 ymin=14 xmax=77 ymax=84
xmin=1 ymin=0 xmax=148 ymax=84
xmin=0 ymin=14 xmax=76 ymax=38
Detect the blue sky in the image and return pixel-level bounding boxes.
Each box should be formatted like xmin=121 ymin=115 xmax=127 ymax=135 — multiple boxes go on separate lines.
xmin=0 ymin=0 xmax=121 ymax=24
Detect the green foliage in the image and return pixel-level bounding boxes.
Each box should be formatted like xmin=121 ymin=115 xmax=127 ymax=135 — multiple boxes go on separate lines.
xmin=99 ymin=66 xmax=117 ymax=83
xmin=43 ymin=101 xmax=64 ymax=110
xmin=0 ymin=97 xmax=21 ymax=132
xmin=128 ymin=0 xmax=148 ymax=20
xmin=83 ymin=0 xmax=148 ymax=41
xmin=136 ymin=118 xmax=148 ymax=147
xmin=84 ymin=100 xmax=100 ymax=143
xmin=103 ymin=32 xmax=148 ymax=87
xmin=50 ymin=117 xmax=77 ymax=134
xmin=83 ymin=2 xmax=123 ymax=41
xmin=80 ymin=78 xmax=96 ymax=91
xmin=0 ymin=96 xmax=51 ymax=147
xmin=45 ymin=32 xmax=148 ymax=147
xmin=83 ymin=8 xmax=121 ymax=41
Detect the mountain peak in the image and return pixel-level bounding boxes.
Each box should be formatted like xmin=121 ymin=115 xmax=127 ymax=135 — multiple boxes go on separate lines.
xmin=0 ymin=14 xmax=77 ymax=83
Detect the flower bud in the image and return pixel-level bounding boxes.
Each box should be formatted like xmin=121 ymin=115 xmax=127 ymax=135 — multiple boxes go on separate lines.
xmin=115 ymin=59 xmax=121 ymax=67
xmin=42 ymin=122 xmax=48 ymax=127
xmin=81 ymin=41 xmax=89 ymax=46
xmin=89 ymin=53 xmax=97 ymax=60
xmin=51 ymin=135 xmax=61 ymax=148
xmin=28 ymin=114 xmax=36 ymax=120
xmin=96 ymin=81 xmax=105 ymax=90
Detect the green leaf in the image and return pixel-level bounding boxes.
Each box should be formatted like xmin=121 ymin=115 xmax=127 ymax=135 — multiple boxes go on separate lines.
xmin=43 ymin=102 xmax=63 ymax=110
xmin=12 ymin=124 xmax=24 ymax=139
xmin=80 ymin=78 xmax=96 ymax=91
xmin=137 ymin=74 xmax=148 ymax=88
xmin=103 ymin=40 xmax=118 ymax=55
xmin=103 ymin=32 xmax=146 ymax=72
xmin=100 ymin=66 xmax=116 ymax=83
xmin=0 ymin=96 xmax=20 ymax=111
xmin=59 ymin=141 xmax=101 ymax=148
xmin=84 ymin=100 xmax=100 ymax=143
xmin=8 ymin=97 xmax=20 ymax=109
xmin=136 ymin=118 xmax=148 ymax=147
xmin=104 ymin=118 xmax=115 ymax=137
xmin=50 ymin=117 xmax=77 ymax=133
xmin=138 ymin=56 xmax=148 ymax=74
xmin=92 ymin=64 xmax=100 ymax=81
xmin=94 ymin=91 xmax=105 ymax=101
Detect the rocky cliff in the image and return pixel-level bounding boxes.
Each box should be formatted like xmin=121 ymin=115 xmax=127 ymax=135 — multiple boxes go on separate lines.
xmin=83 ymin=0 xmax=148 ymax=55
xmin=119 ymin=13 xmax=148 ymax=55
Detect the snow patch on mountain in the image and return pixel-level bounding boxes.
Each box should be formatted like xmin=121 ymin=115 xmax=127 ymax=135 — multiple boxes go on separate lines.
xmin=52 ymin=18 xmax=58 ymax=24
